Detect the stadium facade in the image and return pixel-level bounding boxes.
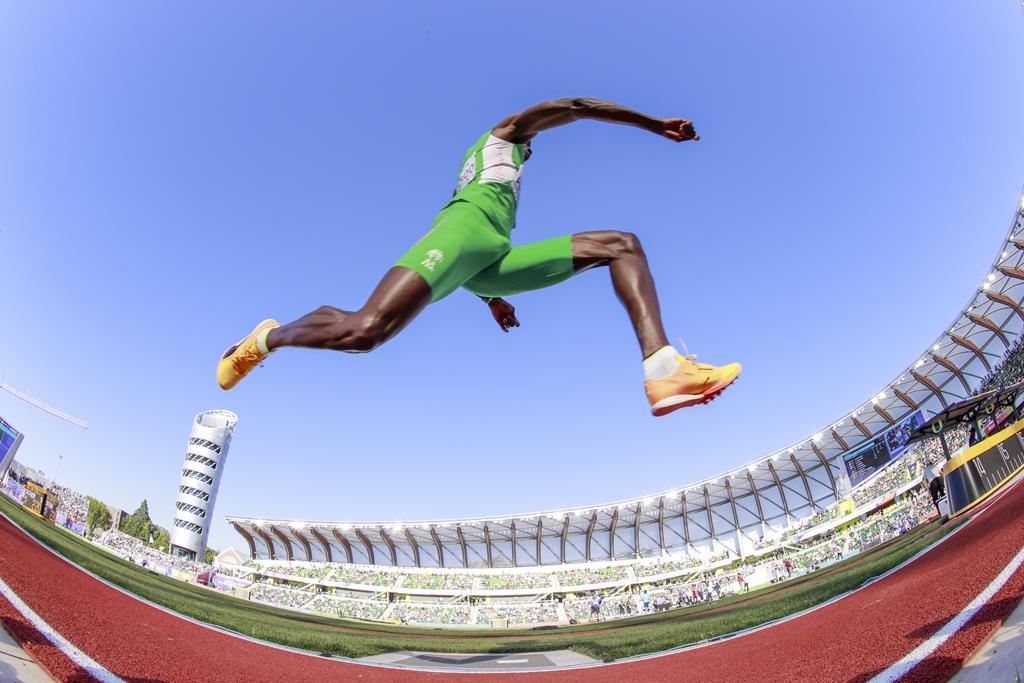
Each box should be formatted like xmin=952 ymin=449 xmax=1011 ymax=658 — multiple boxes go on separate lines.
xmin=170 ymin=410 xmax=238 ymax=560
xmin=228 ymin=193 xmax=1024 ymax=570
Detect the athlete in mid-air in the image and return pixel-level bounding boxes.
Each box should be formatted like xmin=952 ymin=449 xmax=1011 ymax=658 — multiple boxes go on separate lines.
xmin=218 ymin=98 xmax=740 ymax=416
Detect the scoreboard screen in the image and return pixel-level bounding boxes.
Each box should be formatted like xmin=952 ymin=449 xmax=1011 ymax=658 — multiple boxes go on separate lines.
xmin=843 ymin=410 xmax=924 ymax=487
xmin=0 ymin=416 xmax=24 ymax=479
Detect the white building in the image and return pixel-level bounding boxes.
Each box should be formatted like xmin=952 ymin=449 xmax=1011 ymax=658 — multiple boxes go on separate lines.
xmin=170 ymin=410 xmax=238 ymax=560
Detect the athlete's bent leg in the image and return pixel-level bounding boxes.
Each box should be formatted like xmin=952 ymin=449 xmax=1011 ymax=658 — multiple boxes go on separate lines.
xmin=570 ymin=230 xmax=669 ymax=358
xmin=570 ymin=230 xmax=740 ymax=415
xmin=268 ymin=267 xmax=431 ymax=353
xmin=464 ymin=229 xmax=741 ymax=416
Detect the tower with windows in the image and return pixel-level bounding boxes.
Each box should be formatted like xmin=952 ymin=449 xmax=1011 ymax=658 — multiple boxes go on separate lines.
xmin=169 ymin=410 xmax=238 ymax=560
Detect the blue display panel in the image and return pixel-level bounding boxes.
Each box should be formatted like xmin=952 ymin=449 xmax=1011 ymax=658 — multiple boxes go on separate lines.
xmin=843 ymin=410 xmax=924 ymax=487
xmin=0 ymin=416 xmax=24 ymax=478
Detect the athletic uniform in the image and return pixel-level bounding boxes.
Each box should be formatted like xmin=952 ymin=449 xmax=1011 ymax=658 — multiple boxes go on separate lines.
xmin=395 ymin=131 xmax=575 ymax=302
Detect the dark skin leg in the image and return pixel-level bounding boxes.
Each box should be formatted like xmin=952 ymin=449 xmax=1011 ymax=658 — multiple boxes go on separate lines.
xmin=264 ymin=230 xmax=670 ymax=358
xmin=570 ymin=230 xmax=671 ymax=358
xmin=266 ymin=267 xmax=431 ymax=352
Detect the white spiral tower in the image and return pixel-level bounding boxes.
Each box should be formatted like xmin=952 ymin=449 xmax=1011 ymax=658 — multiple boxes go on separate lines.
xmin=170 ymin=410 xmax=238 ymax=560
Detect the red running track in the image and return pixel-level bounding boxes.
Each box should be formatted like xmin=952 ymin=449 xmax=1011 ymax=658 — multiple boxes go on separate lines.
xmin=2 ymin=482 xmax=1024 ymax=683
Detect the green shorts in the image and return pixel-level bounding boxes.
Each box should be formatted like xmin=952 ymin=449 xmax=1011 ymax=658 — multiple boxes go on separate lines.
xmin=395 ymin=201 xmax=576 ymax=302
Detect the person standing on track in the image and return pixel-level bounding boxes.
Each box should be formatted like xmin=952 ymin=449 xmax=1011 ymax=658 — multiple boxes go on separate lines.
xmin=217 ymin=98 xmax=741 ymax=416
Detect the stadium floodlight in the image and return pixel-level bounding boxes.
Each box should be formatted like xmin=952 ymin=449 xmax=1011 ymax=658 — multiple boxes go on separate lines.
xmin=916 ymin=358 xmax=925 ymax=368
xmin=982 ymin=281 xmax=992 ymax=291
xmin=255 ymin=520 xmax=266 ymax=528
xmin=813 ymin=433 xmax=822 ymax=442
xmin=772 ymin=454 xmax=781 ymax=461
xmin=988 ymin=273 xmax=998 ymax=282
xmin=748 ymin=463 xmax=758 ymax=472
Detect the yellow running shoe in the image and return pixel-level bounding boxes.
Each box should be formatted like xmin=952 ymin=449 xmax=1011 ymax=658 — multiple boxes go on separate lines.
xmin=217 ymin=319 xmax=280 ymax=390
xmin=645 ymin=356 xmax=741 ymax=417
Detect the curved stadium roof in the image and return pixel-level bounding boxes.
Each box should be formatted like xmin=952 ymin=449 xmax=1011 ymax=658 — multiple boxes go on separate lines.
xmin=228 ymin=192 xmax=1024 ymax=569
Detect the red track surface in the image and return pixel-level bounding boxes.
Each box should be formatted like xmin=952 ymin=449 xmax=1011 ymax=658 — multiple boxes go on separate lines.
xmin=2 ymin=482 xmax=1024 ymax=683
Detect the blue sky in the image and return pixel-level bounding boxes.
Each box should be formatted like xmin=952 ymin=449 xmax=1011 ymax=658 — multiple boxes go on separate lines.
xmin=1 ymin=2 xmax=1023 ymax=552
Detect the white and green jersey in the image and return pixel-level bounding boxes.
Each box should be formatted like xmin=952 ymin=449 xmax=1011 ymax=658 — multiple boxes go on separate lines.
xmin=447 ymin=130 xmax=527 ymax=235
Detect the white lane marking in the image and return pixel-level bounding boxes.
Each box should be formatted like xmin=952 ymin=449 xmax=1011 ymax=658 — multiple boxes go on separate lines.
xmin=868 ymin=542 xmax=1024 ymax=683
xmin=496 ymin=659 xmax=530 ymax=664
xmin=0 ymin=575 xmax=125 ymax=683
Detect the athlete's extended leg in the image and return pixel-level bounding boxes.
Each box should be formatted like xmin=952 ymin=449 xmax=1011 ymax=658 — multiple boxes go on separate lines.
xmin=217 ymin=200 xmax=511 ymax=390
xmin=216 ymin=267 xmax=431 ymax=390
xmin=570 ymin=230 xmax=669 ymax=358
xmin=267 ymin=267 xmax=431 ymax=352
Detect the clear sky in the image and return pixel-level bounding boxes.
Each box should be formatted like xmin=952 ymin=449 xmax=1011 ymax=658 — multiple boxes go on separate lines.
xmin=2 ymin=2 xmax=1023 ymax=553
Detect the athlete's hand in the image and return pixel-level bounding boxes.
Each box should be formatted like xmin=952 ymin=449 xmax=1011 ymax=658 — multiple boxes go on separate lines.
xmin=488 ymin=298 xmax=520 ymax=333
xmin=658 ymin=118 xmax=699 ymax=142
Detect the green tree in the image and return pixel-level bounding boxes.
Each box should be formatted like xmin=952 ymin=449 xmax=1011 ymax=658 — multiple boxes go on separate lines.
xmin=204 ymin=547 xmax=217 ymax=564
xmin=121 ymin=500 xmax=154 ymax=542
xmin=150 ymin=526 xmax=170 ymax=552
xmin=85 ymin=497 xmax=111 ymax=534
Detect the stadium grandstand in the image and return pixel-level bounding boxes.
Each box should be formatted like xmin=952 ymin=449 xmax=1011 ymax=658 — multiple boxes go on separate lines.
xmin=226 ymin=194 xmax=1024 ymax=579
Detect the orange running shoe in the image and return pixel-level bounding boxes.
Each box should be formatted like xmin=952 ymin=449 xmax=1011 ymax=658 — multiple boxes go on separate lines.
xmin=645 ymin=356 xmax=741 ymax=417
xmin=217 ymin=319 xmax=280 ymax=390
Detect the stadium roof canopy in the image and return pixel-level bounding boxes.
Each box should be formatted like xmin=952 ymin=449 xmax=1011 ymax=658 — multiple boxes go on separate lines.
xmin=228 ymin=192 xmax=1024 ymax=569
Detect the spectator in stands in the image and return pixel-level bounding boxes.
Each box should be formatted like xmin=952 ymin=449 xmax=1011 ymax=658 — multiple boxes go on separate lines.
xmin=590 ymin=594 xmax=603 ymax=620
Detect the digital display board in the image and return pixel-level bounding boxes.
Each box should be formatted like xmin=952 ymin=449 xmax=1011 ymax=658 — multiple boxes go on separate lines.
xmin=0 ymin=416 xmax=25 ymax=479
xmin=843 ymin=410 xmax=924 ymax=487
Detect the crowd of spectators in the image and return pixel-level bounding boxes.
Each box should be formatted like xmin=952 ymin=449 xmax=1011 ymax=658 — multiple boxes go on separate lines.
xmin=320 ymin=565 xmax=398 ymax=588
xmin=96 ymin=529 xmax=207 ymax=575
xmin=390 ymin=602 xmax=472 ymax=626
xmin=554 ymin=565 xmax=632 ymax=587
xmin=477 ymin=572 xmax=555 ymax=590
xmin=851 ymin=460 xmax=920 ymax=507
xmin=249 ymin=583 xmax=315 ymax=610
xmin=305 ymin=593 xmax=388 ymax=620
xmin=477 ymin=602 xmax=559 ymax=625
xmin=400 ymin=572 xmax=475 ymax=590
xmin=979 ymin=337 xmax=1024 ymax=391
xmin=633 ymin=556 xmax=702 ymax=578
xmin=261 ymin=562 xmax=335 ymax=581
xmin=846 ymin=491 xmax=935 ymax=552
xmin=212 ymin=564 xmax=258 ymax=579
xmin=51 ymin=483 xmax=88 ymax=525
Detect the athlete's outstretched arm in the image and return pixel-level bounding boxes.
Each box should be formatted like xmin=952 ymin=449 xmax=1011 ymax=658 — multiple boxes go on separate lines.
xmin=492 ymin=98 xmax=699 ymax=144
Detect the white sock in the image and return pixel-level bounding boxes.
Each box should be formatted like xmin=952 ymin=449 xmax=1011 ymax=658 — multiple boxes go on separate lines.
xmin=643 ymin=345 xmax=681 ymax=381
xmin=255 ymin=328 xmax=273 ymax=356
